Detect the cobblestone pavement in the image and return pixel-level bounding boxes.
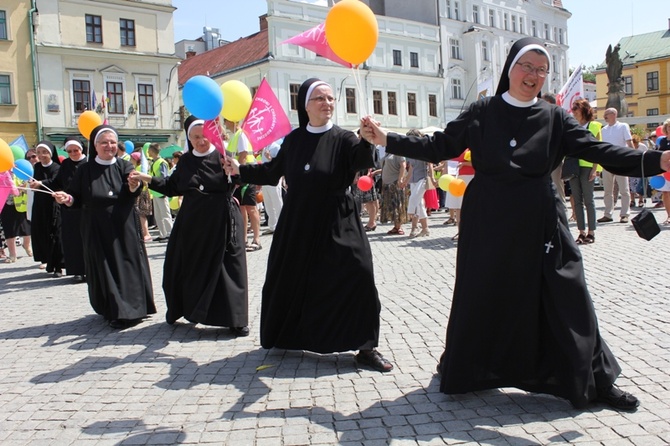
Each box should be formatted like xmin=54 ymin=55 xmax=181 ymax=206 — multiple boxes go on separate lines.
xmin=0 ymin=192 xmax=669 ymax=445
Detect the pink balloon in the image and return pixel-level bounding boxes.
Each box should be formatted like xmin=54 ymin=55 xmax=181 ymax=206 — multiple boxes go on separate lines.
xmin=656 ymin=126 xmax=664 ymax=137
xmin=357 ymin=175 xmax=373 ymax=192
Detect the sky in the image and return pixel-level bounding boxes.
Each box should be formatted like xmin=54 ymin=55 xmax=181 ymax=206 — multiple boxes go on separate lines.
xmin=172 ymin=0 xmax=670 ymax=69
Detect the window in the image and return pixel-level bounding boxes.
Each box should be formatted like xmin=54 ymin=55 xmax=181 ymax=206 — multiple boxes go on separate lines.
xmin=72 ymin=79 xmax=91 ymax=112
xmin=544 ymin=24 xmax=550 ymax=40
xmin=407 ymin=93 xmax=417 ymax=116
xmin=454 ymin=2 xmax=460 ymax=20
xmin=503 ymin=13 xmax=509 ymax=30
xmin=86 ymin=14 xmax=102 ymax=43
xmin=519 ymin=18 xmax=525 ymax=35
xmin=647 ymin=71 xmax=659 ymax=91
xmin=531 ymin=20 xmax=537 ymax=37
xmin=623 ymin=76 xmax=633 ymax=95
xmin=106 ymin=81 xmax=124 ymax=114
xmin=345 ymin=88 xmax=356 ymax=114
xmin=647 ymin=108 xmax=659 ymax=116
xmin=552 ymin=55 xmax=558 ymax=73
xmin=472 ymin=5 xmax=479 ymax=24
xmin=387 ymin=92 xmax=397 ymax=115
xmin=450 ymin=38 xmax=461 ymax=60
xmin=553 ymin=27 xmax=557 ymax=42
xmin=138 ymin=83 xmax=154 ymax=115
xmin=451 ymin=78 xmax=463 ymax=99
xmin=410 ymin=52 xmax=419 ymax=68
xmin=428 ymin=94 xmax=437 ymax=117
xmin=446 ymin=0 xmax=452 ymax=19
xmin=393 ymin=50 xmax=402 ymax=66
xmin=558 ymin=28 xmax=564 ymax=44
xmin=120 ymin=19 xmax=135 ymax=47
xmin=373 ymin=90 xmax=383 ymax=114
xmin=489 ymin=9 xmax=495 ymax=28
xmin=511 ymin=15 xmax=517 ymax=33
xmin=482 ymin=40 xmax=489 ymax=61
xmin=289 ymin=83 xmax=300 ymax=110
xmin=0 ymin=10 xmax=7 ymax=40
xmin=0 ymin=74 xmax=11 ymax=104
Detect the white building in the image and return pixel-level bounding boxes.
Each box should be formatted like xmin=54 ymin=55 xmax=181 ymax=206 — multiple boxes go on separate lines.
xmin=178 ymin=0 xmax=570 ymax=136
xmin=34 ymin=0 xmax=182 ymax=145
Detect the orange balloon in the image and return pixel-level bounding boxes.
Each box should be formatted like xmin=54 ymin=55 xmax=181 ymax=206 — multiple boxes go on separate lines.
xmin=0 ymin=138 xmax=14 ymax=173
xmin=256 ymin=190 xmax=264 ymax=203
xmin=325 ymin=0 xmax=379 ymax=65
xmin=77 ymin=110 xmax=102 ymax=139
xmin=448 ymin=178 xmax=467 ymax=197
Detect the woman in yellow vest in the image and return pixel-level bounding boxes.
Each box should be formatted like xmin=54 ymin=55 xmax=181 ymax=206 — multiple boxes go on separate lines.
xmin=568 ymin=99 xmax=601 ymax=244
xmin=0 ymin=174 xmax=32 ymax=263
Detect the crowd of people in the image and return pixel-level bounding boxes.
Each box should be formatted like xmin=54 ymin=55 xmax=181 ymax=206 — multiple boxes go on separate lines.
xmin=4 ymin=43 xmax=670 ymax=412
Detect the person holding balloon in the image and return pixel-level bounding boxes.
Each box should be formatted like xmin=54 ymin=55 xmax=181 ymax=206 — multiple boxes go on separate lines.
xmin=362 ymin=37 xmax=670 ymax=410
xmin=29 ymin=141 xmax=65 ymax=276
xmin=225 ymin=78 xmax=392 ymax=372
xmin=129 ymin=116 xmax=249 ymax=335
xmin=53 ymin=125 xmax=156 ymax=329
xmin=31 ymin=136 xmax=88 ymax=280
xmin=1 ymin=168 xmax=32 ymax=263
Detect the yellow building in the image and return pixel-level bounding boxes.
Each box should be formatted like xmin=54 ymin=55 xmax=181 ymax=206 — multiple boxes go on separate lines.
xmin=595 ymin=25 xmax=670 ymax=132
xmin=0 ymin=1 xmax=38 ymax=147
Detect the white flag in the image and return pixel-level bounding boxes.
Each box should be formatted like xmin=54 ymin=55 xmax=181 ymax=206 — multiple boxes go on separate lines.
xmin=556 ymin=65 xmax=584 ymax=113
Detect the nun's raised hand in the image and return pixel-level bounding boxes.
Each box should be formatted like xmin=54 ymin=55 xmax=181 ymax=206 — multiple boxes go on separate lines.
xmin=223 ymin=157 xmax=240 ymax=176
xmin=361 ymin=116 xmax=388 ymax=147
xmin=53 ymin=191 xmax=72 ymax=206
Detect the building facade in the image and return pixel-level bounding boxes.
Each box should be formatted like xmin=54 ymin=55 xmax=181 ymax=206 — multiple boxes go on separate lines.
xmin=0 ymin=0 xmax=39 ymax=147
xmin=33 ymin=0 xmax=181 ymax=145
xmin=594 ymin=24 xmax=670 ymax=131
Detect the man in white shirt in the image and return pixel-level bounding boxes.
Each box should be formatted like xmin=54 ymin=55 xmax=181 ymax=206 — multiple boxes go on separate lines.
xmin=598 ymin=108 xmax=633 ymax=223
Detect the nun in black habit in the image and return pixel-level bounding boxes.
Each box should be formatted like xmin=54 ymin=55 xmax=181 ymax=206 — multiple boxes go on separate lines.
xmin=362 ymin=37 xmax=670 ymax=408
xmin=30 ymin=140 xmax=64 ymax=276
xmin=225 ymin=78 xmax=392 ymax=372
xmin=38 ymin=136 xmax=87 ymax=279
xmin=129 ymin=116 xmax=249 ymax=335
xmin=53 ymin=125 xmax=155 ymax=329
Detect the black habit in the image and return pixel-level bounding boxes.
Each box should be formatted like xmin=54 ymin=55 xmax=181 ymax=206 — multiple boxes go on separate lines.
xmin=148 ymin=148 xmax=248 ymax=328
xmin=32 ymin=161 xmax=64 ymax=273
xmin=67 ymin=157 xmax=155 ymax=321
xmin=239 ymin=125 xmax=381 ymax=354
xmin=42 ymin=156 xmax=88 ymax=276
xmin=386 ymin=96 xmax=662 ymax=408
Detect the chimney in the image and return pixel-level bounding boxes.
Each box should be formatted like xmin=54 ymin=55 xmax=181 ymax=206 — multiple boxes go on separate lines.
xmin=259 ymin=14 xmax=268 ymax=31
xmin=186 ymin=50 xmax=196 ymax=59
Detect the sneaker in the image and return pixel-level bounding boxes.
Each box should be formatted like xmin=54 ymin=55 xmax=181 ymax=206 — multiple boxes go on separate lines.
xmin=619 ymin=216 xmax=629 ymax=223
xmin=408 ymin=228 xmax=419 ymax=238
xmin=597 ymin=216 xmax=613 ymax=223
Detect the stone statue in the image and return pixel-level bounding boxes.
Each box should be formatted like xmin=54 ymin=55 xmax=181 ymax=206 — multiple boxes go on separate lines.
xmin=605 ymin=44 xmax=627 ymax=116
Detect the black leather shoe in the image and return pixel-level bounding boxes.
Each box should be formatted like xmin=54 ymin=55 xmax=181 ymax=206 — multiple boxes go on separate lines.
xmin=356 ymin=349 xmax=393 ymax=372
xmin=596 ymin=385 xmax=639 ymax=411
xmin=231 ymin=326 xmax=250 ymax=337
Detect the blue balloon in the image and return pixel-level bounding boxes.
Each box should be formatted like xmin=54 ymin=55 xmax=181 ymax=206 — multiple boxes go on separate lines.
xmin=182 ymin=75 xmax=224 ymax=120
xmin=649 ymin=176 xmax=666 ymax=190
xmin=13 ymin=159 xmax=34 ymax=181
xmin=124 ymin=140 xmax=134 ymax=154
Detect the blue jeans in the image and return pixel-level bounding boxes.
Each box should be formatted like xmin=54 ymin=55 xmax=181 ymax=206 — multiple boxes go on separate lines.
xmin=569 ymin=167 xmax=596 ymax=232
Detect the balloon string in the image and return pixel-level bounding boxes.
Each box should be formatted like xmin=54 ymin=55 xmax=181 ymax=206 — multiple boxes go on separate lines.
xmin=0 ymin=184 xmax=53 ymax=195
xmin=12 ymin=166 xmax=56 ymax=194
xmin=351 ymin=66 xmax=369 ymax=119
xmin=216 ymin=117 xmax=232 ymax=183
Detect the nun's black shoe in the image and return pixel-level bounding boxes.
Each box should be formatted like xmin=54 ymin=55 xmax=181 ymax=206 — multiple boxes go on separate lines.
xmin=356 ymin=349 xmax=393 ymax=372
xmin=109 ymin=318 xmax=142 ymax=329
xmin=596 ymin=385 xmax=639 ymax=411
xmin=231 ymin=326 xmax=250 ymax=337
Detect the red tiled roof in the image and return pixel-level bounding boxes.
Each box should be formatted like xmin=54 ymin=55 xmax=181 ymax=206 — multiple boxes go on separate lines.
xmin=178 ymin=29 xmax=269 ymax=85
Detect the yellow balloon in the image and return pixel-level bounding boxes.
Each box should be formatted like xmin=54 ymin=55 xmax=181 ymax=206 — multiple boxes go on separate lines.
xmin=325 ymin=0 xmax=379 ymax=65
xmin=220 ymin=80 xmax=253 ymax=122
xmin=463 ymin=150 xmax=471 ymax=161
xmin=169 ymin=196 xmax=180 ymax=211
xmin=77 ymin=110 xmax=102 ymax=139
xmin=0 ymin=138 xmax=14 ymax=173
xmin=438 ymin=174 xmax=454 ymax=191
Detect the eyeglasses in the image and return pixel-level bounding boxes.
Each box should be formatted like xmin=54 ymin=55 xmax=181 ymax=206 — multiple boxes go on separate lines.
xmin=515 ymin=62 xmax=549 ymax=78
xmin=28 ymin=155 xmax=37 ymax=159
xmin=309 ymin=95 xmax=336 ymax=104
xmin=66 ymin=149 xmax=81 ymax=154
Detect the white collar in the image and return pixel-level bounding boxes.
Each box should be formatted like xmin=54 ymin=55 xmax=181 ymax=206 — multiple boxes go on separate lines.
xmin=306 ymin=121 xmax=333 ymax=134
xmin=40 ymin=161 xmax=53 ymax=168
xmin=95 ymin=156 xmax=117 ymax=165
xmin=502 ymin=91 xmax=537 ymax=108
xmin=192 ymin=145 xmax=216 ymax=157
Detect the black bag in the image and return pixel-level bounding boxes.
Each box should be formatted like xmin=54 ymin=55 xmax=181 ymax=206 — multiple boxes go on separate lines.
xmin=631 ymin=151 xmax=660 ymax=241
xmin=561 ymin=157 xmax=580 ymax=180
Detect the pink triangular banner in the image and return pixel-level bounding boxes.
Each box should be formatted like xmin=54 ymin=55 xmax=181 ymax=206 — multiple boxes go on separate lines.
xmin=282 ymin=22 xmax=353 ymax=68
xmin=241 ymin=79 xmax=293 ymax=154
